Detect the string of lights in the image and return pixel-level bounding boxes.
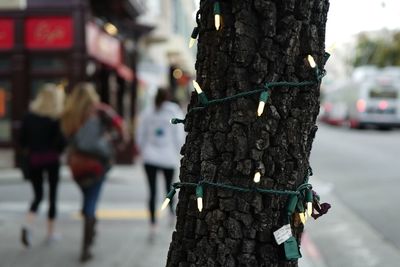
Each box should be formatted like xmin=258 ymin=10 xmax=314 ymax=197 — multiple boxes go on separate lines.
xmin=170 ymin=64 xmax=327 ymax=124
xmin=161 ymin=177 xmax=313 ymax=212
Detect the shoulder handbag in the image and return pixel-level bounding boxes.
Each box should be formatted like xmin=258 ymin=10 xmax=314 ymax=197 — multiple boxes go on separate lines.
xmin=72 ymin=113 xmax=113 ymax=161
xmin=68 ymin=150 xmax=105 ymax=187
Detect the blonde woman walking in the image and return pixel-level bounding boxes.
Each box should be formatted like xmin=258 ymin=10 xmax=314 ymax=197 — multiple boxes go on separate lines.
xmin=61 ymin=82 xmax=127 ymax=262
xmin=19 ymin=84 xmax=66 ymax=247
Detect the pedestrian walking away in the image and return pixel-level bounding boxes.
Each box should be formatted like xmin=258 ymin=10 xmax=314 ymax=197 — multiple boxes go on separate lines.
xmin=18 ymin=84 xmax=66 ymax=248
xmin=136 ymin=88 xmax=185 ymax=241
xmin=61 ymin=82 xmax=128 ymax=262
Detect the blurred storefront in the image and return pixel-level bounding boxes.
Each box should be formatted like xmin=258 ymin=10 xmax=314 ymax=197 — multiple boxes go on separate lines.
xmin=136 ymin=0 xmax=196 ymax=109
xmin=0 ymin=0 xmax=151 ymax=165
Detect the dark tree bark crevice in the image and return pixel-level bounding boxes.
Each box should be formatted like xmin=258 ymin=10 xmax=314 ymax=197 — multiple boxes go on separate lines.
xmin=167 ymin=0 xmax=329 ymax=266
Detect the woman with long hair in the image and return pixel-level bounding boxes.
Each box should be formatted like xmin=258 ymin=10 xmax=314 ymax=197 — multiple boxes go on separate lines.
xmin=19 ymin=84 xmax=66 ymax=247
xmin=61 ymin=82 xmax=127 ymax=262
xmin=136 ymin=88 xmax=185 ymax=240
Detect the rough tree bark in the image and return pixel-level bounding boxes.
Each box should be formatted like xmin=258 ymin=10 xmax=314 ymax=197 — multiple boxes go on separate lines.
xmin=167 ymin=0 xmax=329 ymax=266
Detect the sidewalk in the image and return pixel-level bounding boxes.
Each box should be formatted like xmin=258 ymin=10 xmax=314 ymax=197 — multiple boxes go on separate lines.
xmin=0 ymin=165 xmax=324 ymax=267
xmin=0 ymin=164 xmax=175 ymax=267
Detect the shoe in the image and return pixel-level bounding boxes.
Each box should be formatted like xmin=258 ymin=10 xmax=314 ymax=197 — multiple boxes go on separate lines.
xmin=80 ymin=251 xmax=93 ymax=263
xmin=21 ymin=227 xmax=32 ymax=248
xmin=45 ymin=233 xmax=62 ymax=245
xmin=147 ymin=224 xmax=158 ymax=244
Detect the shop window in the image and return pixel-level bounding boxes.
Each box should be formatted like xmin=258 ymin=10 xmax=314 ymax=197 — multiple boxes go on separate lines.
xmin=31 ymin=78 xmax=67 ymax=99
xmin=0 ymin=57 xmax=11 ymax=72
xmin=31 ymin=56 xmax=66 ymax=72
xmin=0 ymin=81 xmax=11 ymax=142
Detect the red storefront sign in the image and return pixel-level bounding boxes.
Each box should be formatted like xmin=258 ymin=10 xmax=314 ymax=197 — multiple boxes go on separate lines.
xmin=0 ymin=19 xmax=14 ymax=49
xmin=86 ymin=22 xmax=121 ymax=68
xmin=25 ymin=17 xmax=73 ymax=49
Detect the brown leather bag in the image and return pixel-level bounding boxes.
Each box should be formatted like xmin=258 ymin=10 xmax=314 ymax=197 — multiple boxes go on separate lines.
xmin=67 ymin=151 xmax=104 ymax=187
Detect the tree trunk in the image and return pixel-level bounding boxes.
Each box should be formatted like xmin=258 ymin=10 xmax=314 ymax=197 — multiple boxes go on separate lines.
xmin=166 ymin=0 xmax=329 ymax=266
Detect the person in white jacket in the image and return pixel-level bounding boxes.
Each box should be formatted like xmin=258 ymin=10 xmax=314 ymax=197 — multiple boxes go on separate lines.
xmin=136 ymin=88 xmax=185 ymax=237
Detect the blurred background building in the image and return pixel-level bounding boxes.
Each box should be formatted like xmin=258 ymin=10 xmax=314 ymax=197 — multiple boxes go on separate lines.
xmin=0 ymin=0 xmax=196 ymax=167
xmin=135 ymin=0 xmax=196 ymax=110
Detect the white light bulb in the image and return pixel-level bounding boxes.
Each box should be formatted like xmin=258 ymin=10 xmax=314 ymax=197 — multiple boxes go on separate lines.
xmin=161 ymin=198 xmax=171 ymax=211
xmin=307 ymin=55 xmax=316 ymax=68
xmin=327 ymin=43 xmax=336 ymax=54
xmin=253 ymin=171 xmax=261 ymax=183
xmin=307 ymin=202 xmax=312 ymax=216
xmin=257 ymin=101 xmax=265 ymax=117
xmin=189 ymin=38 xmax=196 ymax=48
xmin=215 ymin=15 xmax=221 ymax=30
xmin=197 ymin=197 xmax=203 ymax=212
xmin=299 ymin=212 xmax=306 ymax=224
xmin=192 ymin=80 xmax=203 ymax=94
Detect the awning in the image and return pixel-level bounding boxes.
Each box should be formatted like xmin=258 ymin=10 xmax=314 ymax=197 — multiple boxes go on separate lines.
xmin=86 ymin=21 xmax=135 ymax=82
xmin=86 ymin=21 xmax=121 ymax=68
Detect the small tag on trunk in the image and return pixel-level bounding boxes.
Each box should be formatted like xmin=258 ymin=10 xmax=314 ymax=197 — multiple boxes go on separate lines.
xmin=273 ymin=224 xmax=292 ymax=245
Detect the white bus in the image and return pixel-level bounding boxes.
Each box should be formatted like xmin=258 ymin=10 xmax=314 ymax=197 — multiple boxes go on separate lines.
xmin=320 ymin=75 xmax=400 ymax=129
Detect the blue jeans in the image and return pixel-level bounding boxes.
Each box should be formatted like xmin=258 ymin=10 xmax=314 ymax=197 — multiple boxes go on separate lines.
xmin=80 ymin=176 xmax=106 ymax=218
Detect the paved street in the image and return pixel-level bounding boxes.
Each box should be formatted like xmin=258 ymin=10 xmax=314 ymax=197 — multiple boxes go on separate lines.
xmin=1 ymin=124 xmax=400 ymax=266
xmin=308 ymin=123 xmax=400 ymax=267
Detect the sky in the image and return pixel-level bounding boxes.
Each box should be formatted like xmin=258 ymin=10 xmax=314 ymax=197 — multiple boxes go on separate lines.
xmin=326 ymin=0 xmax=400 ymax=46
xmin=193 ymin=0 xmax=400 ymax=45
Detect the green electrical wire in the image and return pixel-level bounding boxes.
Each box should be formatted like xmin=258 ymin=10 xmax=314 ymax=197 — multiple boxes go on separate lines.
xmin=171 ymin=69 xmax=327 ymax=124
xmin=167 ymin=176 xmax=312 ymax=199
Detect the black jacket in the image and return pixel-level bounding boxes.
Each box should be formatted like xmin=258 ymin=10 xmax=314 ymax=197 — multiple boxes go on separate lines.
xmin=19 ymin=112 xmax=66 ymax=154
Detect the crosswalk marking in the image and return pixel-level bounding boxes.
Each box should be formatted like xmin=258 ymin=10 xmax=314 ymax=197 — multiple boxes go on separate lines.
xmin=71 ymin=209 xmax=161 ymax=220
xmin=0 ymin=202 xmax=164 ymax=221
